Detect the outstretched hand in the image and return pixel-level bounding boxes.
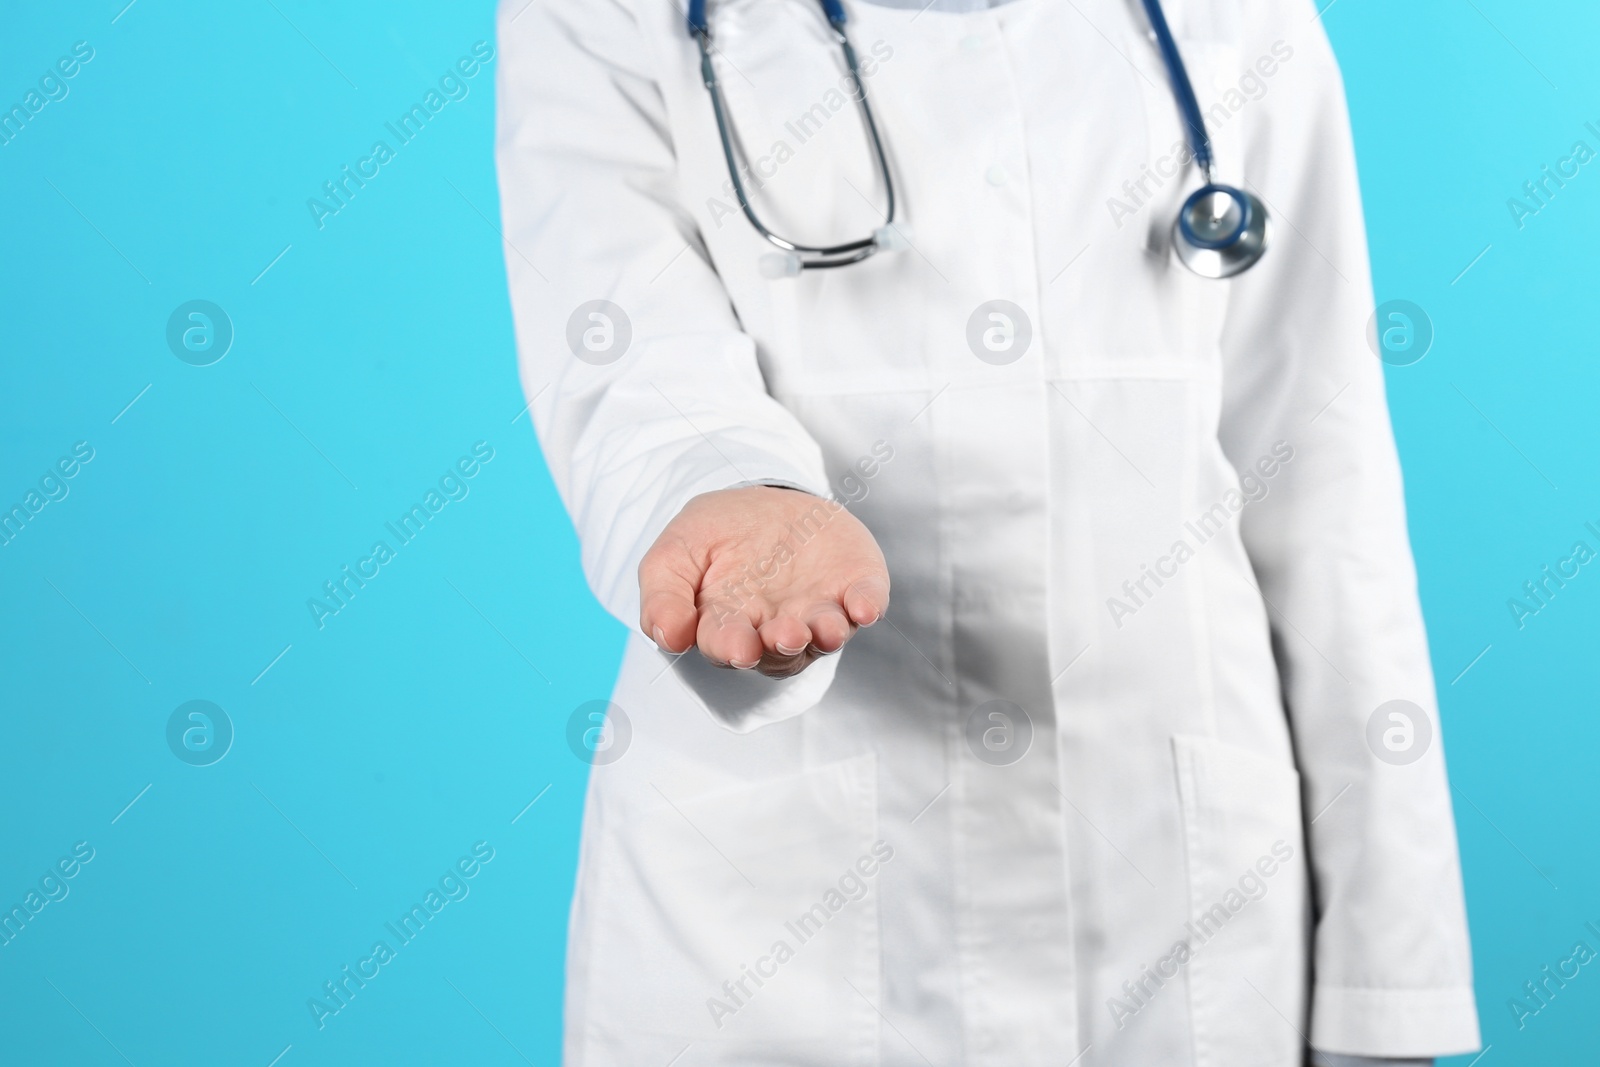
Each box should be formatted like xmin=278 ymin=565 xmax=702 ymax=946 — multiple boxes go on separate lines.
xmin=639 ymin=486 xmax=890 ymax=678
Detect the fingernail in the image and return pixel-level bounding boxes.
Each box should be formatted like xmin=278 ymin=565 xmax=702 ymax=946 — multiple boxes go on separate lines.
xmin=730 ymin=659 xmax=759 ymax=670
xmin=775 ymin=643 xmax=806 ymax=657
xmin=652 ymin=626 xmax=669 ymax=652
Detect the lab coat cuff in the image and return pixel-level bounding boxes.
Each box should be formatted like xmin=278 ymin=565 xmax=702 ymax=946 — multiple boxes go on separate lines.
xmin=659 ymin=639 xmax=842 ymax=733
xmin=1310 ymin=985 xmax=1481 ymax=1059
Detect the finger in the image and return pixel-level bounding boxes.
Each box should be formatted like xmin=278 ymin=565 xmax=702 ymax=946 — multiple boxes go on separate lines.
xmin=802 ymin=602 xmax=853 ymax=654
xmin=639 ymin=546 xmax=701 ymax=653
xmin=697 ymin=606 xmax=764 ymax=670
xmin=756 ymin=647 xmax=821 ymax=679
xmin=842 ymin=574 xmax=890 ymax=627
xmin=757 ymin=615 xmax=814 ymax=660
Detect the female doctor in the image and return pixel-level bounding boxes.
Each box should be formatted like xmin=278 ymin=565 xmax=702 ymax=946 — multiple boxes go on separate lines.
xmin=495 ymin=0 xmax=1479 ymax=1063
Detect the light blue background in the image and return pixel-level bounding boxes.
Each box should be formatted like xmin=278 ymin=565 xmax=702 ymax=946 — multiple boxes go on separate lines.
xmin=0 ymin=1 xmax=1594 ymax=1064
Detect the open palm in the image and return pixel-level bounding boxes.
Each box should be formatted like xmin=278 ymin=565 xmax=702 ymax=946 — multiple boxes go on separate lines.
xmin=639 ymin=486 xmax=890 ymax=678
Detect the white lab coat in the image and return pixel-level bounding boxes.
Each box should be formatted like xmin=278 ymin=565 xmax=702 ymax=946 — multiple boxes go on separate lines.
xmin=495 ymin=0 xmax=1480 ymax=1063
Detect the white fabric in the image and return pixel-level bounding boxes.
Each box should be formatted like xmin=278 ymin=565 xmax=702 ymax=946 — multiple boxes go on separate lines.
xmin=495 ymin=0 xmax=1480 ymax=1062
xmin=863 ymin=0 xmax=1014 ymax=11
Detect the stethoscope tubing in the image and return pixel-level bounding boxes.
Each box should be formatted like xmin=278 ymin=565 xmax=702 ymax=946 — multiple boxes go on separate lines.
xmin=692 ymin=7 xmax=897 ymax=269
xmin=1137 ymin=0 xmax=1215 ymax=181
xmin=688 ymin=0 xmax=1264 ymax=276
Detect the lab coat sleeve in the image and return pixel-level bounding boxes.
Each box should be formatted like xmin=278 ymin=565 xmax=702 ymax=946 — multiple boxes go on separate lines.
xmin=494 ymin=0 xmax=841 ymax=731
xmin=1215 ymin=5 xmax=1479 ymax=1058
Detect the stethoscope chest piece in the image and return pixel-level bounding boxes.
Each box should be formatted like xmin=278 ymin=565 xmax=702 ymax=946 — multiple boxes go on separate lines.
xmin=1171 ymin=183 xmax=1269 ymax=279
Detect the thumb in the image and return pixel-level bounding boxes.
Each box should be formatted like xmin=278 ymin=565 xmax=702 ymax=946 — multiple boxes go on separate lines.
xmin=639 ymin=541 xmax=703 ymax=654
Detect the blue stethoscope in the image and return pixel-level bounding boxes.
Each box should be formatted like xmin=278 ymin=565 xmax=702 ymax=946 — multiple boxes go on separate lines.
xmin=687 ymin=0 xmax=1268 ymax=279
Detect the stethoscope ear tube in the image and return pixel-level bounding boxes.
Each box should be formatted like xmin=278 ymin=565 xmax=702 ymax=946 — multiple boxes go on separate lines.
xmin=688 ymin=0 xmax=899 ymax=273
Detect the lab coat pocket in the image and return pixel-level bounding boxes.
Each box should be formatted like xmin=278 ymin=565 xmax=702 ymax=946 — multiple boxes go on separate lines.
xmin=1171 ymin=735 xmax=1309 ymax=1067
xmin=584 ymin=754 xmax=883 ymax=1066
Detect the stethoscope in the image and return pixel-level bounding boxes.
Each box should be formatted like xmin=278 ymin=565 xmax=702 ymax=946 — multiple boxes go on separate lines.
xmin=686 ymin=0 xmax=1268 ymax=279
